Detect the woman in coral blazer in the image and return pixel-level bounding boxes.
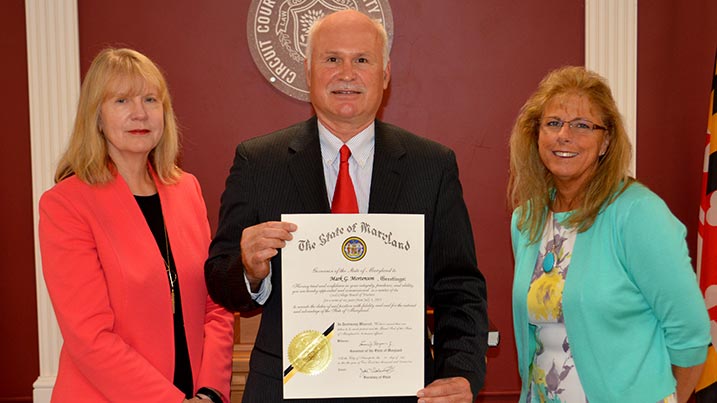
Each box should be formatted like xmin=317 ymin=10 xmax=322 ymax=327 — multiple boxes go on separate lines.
xmin=39 ymin=48 xmax=234 ymax=402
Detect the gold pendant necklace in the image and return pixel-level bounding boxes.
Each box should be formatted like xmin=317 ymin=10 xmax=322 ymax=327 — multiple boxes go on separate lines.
xmin=163 ymin=223 xmax=176 ymax=314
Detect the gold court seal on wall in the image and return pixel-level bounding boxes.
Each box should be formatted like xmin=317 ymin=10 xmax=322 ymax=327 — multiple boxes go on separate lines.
xmin=246 ymin=0 xmax=394 ymax=101
xmin=284 ymin=323 xmax=335 ymax=383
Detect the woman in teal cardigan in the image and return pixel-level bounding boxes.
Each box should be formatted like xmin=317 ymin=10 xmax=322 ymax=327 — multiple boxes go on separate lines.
xmin=507 ymin=66 xmax=710 ymax=403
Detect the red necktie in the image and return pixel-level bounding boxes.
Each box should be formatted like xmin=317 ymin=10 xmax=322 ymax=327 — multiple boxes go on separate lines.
xmin=331 ymin=145 xmax=359 ymax=213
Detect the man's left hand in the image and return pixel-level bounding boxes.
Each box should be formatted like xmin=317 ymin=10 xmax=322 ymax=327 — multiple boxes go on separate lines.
xmin=416 ymin=376 xmax=472 ymax=403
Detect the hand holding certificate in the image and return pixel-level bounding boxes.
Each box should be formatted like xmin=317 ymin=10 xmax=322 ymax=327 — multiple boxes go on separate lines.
xmin=281 ymin=214 xmax=424 ymax=399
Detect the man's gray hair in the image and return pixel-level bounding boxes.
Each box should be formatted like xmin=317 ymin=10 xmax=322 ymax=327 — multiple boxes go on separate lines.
xmin=305 ymin=12 xmax=390 ymax=69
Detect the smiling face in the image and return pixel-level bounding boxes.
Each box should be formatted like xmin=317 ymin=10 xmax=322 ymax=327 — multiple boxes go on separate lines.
xmin=305 ymin=10 xmax=390 ymax=141
xmin=99 ymin=77 xmax=164 ymax=167
xmin=538 ymin=92 xmax=609 ymax=193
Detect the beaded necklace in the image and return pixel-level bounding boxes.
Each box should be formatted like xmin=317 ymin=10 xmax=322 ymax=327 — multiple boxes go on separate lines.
xmin=163 ymin=224 xmax=176 ymax=314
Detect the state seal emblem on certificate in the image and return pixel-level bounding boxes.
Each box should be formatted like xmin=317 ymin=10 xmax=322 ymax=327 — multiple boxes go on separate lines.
xmin=281 ymin=214 xmax=424 ymax=399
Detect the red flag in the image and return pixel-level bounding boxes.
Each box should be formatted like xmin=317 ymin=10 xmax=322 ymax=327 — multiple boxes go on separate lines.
xmin=696 ymin=49 xmax=717 ymax=399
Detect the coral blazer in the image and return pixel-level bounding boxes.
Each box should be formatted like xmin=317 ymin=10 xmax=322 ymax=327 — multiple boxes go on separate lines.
xmin=39 ymin=170 xmax=234 ymax=402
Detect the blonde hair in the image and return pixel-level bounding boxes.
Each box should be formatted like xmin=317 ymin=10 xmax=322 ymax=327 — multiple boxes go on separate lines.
xmin=55 ymin=48 xmax=181 ymax=184
xmin=508 ymin=66 xmax=633 ymax=243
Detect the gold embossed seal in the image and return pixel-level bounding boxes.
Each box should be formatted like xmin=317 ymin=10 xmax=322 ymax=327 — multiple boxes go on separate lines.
xmin=284 ymin=323 xmax=334 ymax=383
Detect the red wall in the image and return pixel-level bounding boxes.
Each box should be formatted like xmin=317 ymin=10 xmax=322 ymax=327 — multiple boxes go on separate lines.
xmin=637 ymin=0 xmax=717 ymax=261
xmin=3 ymin=1 xmax=715 ymax=401
xmin=77 ymin=1 xmax=584 ymax=397
xmin=0 ymin=1 xmax=38 ymax=402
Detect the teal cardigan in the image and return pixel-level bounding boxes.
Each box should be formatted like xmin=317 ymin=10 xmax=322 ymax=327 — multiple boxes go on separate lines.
xmin=511 ymin=183 xmax=710 ymax=403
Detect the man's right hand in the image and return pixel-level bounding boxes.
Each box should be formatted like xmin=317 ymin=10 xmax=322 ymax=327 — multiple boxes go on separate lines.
xmin=240 ymin=221 xmax=297 ymax=292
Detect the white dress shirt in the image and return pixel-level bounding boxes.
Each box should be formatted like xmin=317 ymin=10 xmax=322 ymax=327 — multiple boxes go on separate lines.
xmin=247 ymin=121 xmax=376 ymax=303
xmin=318 ymin=120 xmax=375 ymax=214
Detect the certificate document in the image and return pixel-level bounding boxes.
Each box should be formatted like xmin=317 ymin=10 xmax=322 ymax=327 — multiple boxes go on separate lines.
xmin=281 ymin=214 xmax=424 ymax=399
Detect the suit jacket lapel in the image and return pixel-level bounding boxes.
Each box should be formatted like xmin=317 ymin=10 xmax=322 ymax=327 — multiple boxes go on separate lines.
xmin=288 ymin=117 xmax=331 ymax=213
xmin=369 ymin=120 xmax=405 ymax=213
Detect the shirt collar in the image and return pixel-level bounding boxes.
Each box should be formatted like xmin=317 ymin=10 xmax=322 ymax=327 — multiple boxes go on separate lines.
xmin=318 ymin=120 xmax=375 ymax=168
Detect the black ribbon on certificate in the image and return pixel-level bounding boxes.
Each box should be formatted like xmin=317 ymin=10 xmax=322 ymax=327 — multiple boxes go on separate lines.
xmin=283 ymin=322 xmax=335 ymax=384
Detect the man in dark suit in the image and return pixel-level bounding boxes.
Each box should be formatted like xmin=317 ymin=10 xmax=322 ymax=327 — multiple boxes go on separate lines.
xmin=205 ymin=9 xmax=487 ymax=402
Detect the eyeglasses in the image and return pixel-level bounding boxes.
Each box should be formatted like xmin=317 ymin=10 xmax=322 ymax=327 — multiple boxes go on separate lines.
xmin=539 ymin=118 xmax=608 ymax=135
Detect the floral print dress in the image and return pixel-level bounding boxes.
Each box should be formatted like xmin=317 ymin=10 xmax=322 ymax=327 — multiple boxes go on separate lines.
xmin=526 ymin=212 xmax=676 ymax=403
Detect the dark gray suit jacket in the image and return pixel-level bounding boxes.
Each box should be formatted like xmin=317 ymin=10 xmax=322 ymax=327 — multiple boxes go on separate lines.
xmin=205 ymin=117 xmax=487 ymax=402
